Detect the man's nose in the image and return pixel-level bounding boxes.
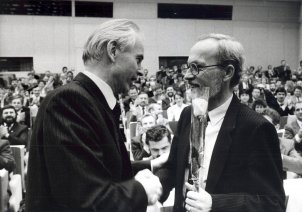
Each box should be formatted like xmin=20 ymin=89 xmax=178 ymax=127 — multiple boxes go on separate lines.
xmin=184 ymin=69 xmax=195 ymax=81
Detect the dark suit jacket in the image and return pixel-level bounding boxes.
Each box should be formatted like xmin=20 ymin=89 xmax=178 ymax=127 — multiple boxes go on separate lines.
xmin=131 ymin=134 xmax=151 ymax=161
xmin=6 ymin=122 xmax=28 ymax=146
xmin=26 ymin=73 xmax=147 ymax=212
xmin=157 ymin=96 xmax=285 ymax=212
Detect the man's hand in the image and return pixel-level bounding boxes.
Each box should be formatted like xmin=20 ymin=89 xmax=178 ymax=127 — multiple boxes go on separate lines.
xmin=0 ymin=125 xmax=9 ymax=138
xmin=151 ymin=152 xmax=169 ymax=169
xmin=135 ymin=169 xmax=162 ymax=205
xmin=185 ymin=182 xmax=212 ymax=212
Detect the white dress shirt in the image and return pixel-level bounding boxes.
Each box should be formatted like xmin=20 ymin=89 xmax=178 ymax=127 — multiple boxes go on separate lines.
xmin=82 ymin=70 xmax=116 ymax=110
xmin=202 ymin=95 xmax=233 ymax=186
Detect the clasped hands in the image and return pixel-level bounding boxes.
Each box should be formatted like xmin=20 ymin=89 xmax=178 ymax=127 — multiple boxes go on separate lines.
xmin=185 ymin=182 xmax=212 ymax=212
xmin=135 ymin=169 xmax=162 ymax=205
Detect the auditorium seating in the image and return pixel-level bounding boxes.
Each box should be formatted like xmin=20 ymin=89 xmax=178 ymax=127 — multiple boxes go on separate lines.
xmin=8 ymin=173 xmax=22 ymax=212
xmin=129 ymin=122 xmax=137 ymax=139
xmin=0 ymin=169 xmax=9 ymax=212
xmin=10 ymin=146 xmax=26 ymax=193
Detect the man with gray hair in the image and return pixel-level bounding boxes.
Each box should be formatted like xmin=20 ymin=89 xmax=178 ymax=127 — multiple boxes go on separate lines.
xmin=157 ymin=34 xmax=285 ymax=212
xmin=26 ymin=19 xmax=162 ymax=212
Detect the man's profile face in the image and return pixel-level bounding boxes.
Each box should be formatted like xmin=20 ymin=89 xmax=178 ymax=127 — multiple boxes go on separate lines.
xmin=186 ymin=39 xmax=225 ymax=100
xmin=111 ymin=35 xmax=144 ymax=95
xmin=2 ymin=108 xmax=16 ymax=124
xmin=295 ymin=103 xmax=302 ymax=121
xmin=148 ymin=136 xmax=171 ymax=159
xmin=276 ymin=92 xmax=285 ymax=103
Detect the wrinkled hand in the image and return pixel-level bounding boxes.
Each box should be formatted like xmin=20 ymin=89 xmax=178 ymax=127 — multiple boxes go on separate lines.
xmin=185 ymin=182 xmax=212 ymax=212
xmin=151 ymin=152 xmax=169 ymax=169
xmin=135 ymin=169 xmax=162 ymax=205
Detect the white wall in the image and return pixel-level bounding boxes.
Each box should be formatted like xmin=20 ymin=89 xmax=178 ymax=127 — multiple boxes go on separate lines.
xmin=0 ymin=0 xmax=300 ymax=77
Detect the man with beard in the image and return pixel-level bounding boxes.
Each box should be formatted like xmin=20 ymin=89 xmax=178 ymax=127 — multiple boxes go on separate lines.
xmin=165 ymin=86 xmax=176 ymax=107
xmin=156 ymin=33 xmax=285 ymax=212
xmin=0 ymin=105 xmax=28 ymax=146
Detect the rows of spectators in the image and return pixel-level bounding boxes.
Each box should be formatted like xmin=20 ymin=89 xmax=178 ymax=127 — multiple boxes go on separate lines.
xmin=1 ymin=59 xmax=302 ymax=178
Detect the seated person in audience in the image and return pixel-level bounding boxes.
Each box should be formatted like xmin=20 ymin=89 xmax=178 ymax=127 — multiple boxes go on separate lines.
xmin=149 ymin=85 xmax=169 ymax=110
xmin=239 ymin=89 xmax=252 ymax=107
xmin=252 ymin=84 xmax=279 ymax=111
xmin=11 ymin=94 xmax=30 ymax=128
xmin=275 ymin=87 xmax=294 ymax=116
xmin=167 ymin=91 xmax=188 ymax=122
xmin=290 ymin=86 xmax=302 ymax=105
xmin=284 ymin=102 xmax=302 ymax=135
xmin=284 ymin=125 xmax=295 ymax=139
xmin=29 ymin=86 xmax=43 ymax=107
xmin=0 ymin=105 xmax=28 ymax=146
xmin=145 ymin=125 xmax=171 ymax=160
xmin=165 ymin=86 xmax=176 ymax=108
xmin=263 ymin=108 xmax=302 ymax=177
xmin=0 ymin=139 xmax=15 ymax=172
xmin=130 ymin=91 xmax=149 ymax=122
xmin=123 ymin=85 xmax=138 ymax=113
xmin=147 ymin=104 xmax=171 ymax=134
xmin=252 ymin=99 xmax=267 ymax=114
xmin=131 ymin=114 xmax=155 ymax=161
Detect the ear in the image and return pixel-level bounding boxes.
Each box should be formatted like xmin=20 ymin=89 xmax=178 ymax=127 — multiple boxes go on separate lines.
xmin=107 ymin=40 xmax=118 ymax=62
xmin=223 ymin=64 xmax=235 ymax=82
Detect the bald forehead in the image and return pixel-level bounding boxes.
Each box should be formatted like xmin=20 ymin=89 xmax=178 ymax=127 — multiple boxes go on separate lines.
xmin=188 ymin=39 xmax=219 ymax=64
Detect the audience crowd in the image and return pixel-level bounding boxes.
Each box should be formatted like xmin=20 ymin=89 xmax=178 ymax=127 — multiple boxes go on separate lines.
xmin=0 ymin=59 xmax=302 ymax=207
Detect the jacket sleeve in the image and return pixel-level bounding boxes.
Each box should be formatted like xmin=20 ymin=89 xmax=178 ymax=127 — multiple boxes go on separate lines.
xmin=211 ymin=122 xmax=285 ymax=212
xmin=42 ymin=90 xmax=147 ymax=212
xmin=0 ymin=139 xmax=15 ymax=172
xmin=8 ymin=127 xmax=28 ymax=146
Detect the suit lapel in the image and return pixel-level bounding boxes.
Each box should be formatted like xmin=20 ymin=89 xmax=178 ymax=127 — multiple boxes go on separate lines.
xmin=205 ymin=96 xmax=239 ymax=193
xmin=73 ymin=73 xmax=122 ymax=154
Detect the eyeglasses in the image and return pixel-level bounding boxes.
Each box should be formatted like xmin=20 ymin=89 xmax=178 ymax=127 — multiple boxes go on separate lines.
xmin=187 ymin=63 xmax=223 ymax=76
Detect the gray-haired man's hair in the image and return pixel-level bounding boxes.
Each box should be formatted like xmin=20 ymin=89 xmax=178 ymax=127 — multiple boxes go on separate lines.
xmin=82 ymin=19 xmax=140 ymax=65
xmin=198 ymin=33 xmax=245 ymax=88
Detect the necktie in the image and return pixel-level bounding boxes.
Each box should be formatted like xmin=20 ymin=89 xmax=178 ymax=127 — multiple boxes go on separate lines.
xmin=142 ymin=106 xmax=145 ymax=115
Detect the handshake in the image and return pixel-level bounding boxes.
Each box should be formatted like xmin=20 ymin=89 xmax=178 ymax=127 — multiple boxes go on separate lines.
xmin=135 ymin=169 xmax=162 ymax=205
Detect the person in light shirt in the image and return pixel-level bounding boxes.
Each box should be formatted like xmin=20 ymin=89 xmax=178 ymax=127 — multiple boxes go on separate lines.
xmin=156 ymin=33 xmax=285 ymax=212
xmin=167 ymin=91 xmax=188 ymax=122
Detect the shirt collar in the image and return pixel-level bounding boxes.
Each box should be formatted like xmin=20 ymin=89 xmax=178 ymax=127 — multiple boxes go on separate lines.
xmin=82 ymin=70 xmax=116 ymax=110
xmin=208 ymin=94 xmax=233 ymax=126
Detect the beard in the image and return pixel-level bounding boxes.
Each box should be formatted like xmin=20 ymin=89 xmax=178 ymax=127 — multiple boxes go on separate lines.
xmin=167 ymin=92 xmax=174 ymax=97
xmin=207 ymin=72 xmax=224 ymax=99
xmin=4 ymin=116 xmax=16 ymax=125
